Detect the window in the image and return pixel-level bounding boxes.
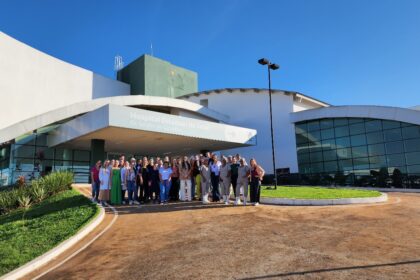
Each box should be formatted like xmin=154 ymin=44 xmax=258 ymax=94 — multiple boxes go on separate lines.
xmin=406 ymin=152 xmax=420 ymax=165
xmin=365 ymin=120 xmax=382 ymax=132
xmin=387 ymin=154 xmax=405 ymax=166
xmin=385 ymin=141 xmax=404 ymax=154
xmin=307 ymin=130 xmax=321 ymax=142
xmin=404 ymin=138 xmax=420 ymax=153
xmin=334 ymin=118 xmax=348 ymax=127
xmin=323 ymin=150 xmax=337 ymax=161
xmin=297 ymin=153 xmax=310 ymax=164
xmin=322 ymin=139 xmax=336 ymax=151
xmin=352 ymin=146 xmax=368 ymax=158
xmin=351 ymin=135 xmax=367 ymax=146
xmin=320 ymin=119 xmax=334 ymax=129
xmin=383 ymin=128 xmax=402 ymax=142
xmin=324 ymin=161 xmax=338 ymax=172
xmin=337 ymin=148 xmax=352 ymax=159
xmin=307 ymin=121 xmax=320 ymax=131
xmin=369 ymin=156 xmax=387 ymax=169
xmin=310 ymin=151 xmax=323 ymax=162
xmin=336 ymin=137 xmax=351 ymax=148
xmin=13 ymin=145 xmax=35 ymax=158
xmin=402 ymin=126 xmax=420 ymax=139
xmin=368 ymin=143 xmax=385 ymax=156
xmin=382 ymin=120 xmax=400 ymax=130
xmin=349 ymin=123 xmax=365 ymax=135
xmin=321 ymin=128 xmax=334 ymax=140
xmin=335 ymin=126 xmax=349 ymax=137
xmin=353 ymin=158 xmax=369 ymax=170
xmin=366 ymin=131 xmax=383 ymax=144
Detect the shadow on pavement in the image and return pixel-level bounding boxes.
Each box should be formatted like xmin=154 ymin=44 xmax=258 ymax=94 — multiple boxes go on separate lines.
xmin=107 ymin=201 xmax=246 ymax=215
xmin=239 ymin=259 xmax=420 ymax=279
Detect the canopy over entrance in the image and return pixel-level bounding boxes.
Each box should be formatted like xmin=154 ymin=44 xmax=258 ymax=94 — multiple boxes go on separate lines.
xmin=47 ymin=104 xmax=257 ymax=155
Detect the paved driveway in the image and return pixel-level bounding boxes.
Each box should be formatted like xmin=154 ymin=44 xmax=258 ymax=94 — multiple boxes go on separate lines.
xmin=29 ymin=192 xmax=420 ymax=280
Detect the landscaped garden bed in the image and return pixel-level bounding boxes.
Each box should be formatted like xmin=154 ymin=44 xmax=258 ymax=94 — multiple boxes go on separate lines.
xmin=0 ymin=172 xmax=99 ymax=276
xmin=261 ymin=186 xmax=381 ymax=199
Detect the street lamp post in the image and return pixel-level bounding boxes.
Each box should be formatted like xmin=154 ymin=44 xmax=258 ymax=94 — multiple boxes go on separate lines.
xmin=258 ymin=58 xmax=279 ymax=189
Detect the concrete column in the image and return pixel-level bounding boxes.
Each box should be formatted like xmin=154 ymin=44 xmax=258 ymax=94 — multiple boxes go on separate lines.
xmin=90 ymin=139 xmax=105 ymax=167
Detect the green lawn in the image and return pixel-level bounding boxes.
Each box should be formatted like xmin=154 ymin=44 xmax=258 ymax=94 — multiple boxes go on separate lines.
xmin=261 ymin=186 xmax=381 ymax=199
xmin=0 ymin=188 xmax=99 ymax=276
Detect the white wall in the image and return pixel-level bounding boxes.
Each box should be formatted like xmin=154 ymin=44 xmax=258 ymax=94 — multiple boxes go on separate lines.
xmin=0 ymin=32 xmax=130 ymax=130
xmin=182 ymin=89 xmax=300 ymax=173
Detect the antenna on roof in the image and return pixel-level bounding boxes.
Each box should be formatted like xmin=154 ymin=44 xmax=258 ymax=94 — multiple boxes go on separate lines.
xmin=114 ymin=55 xmax=124 ymax=78
xmin=150 ymin=42 xmax=154 ymax=57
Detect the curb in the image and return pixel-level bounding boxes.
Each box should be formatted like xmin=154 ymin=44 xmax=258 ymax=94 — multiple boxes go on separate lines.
xmin=0 ymin=203 xmax=105 ymax=280
xmin=260 ymin=193 xmax=388 ymax=206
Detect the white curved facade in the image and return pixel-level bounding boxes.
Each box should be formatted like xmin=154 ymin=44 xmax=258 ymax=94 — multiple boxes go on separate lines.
xmin=291 ymin=105 xmax=420 ymax=126
xmin=179 ymin=88 xmax=329 ymax=173
xmin=0 ymin=32 xmax=130 ymax=130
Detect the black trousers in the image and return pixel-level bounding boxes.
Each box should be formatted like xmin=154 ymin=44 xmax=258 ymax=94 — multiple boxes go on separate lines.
xmin=211 ymin=173 xmax=220 ymax=201
xmin=231 ymin=175 xmax=238 ymax=197
xmin=170 ymin=177 xmax=180 ymax=200
xmin=140 ymin=181 xmax=149 ymax=202
xmin=250 ymin=177 xmax=261 ymax=203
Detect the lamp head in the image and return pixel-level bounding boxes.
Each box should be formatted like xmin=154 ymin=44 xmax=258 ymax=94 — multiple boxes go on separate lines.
xmin=270 ymin=63 xmax=280 ymax=70
xmin=258 ymin=58 xmax=269 ymax=65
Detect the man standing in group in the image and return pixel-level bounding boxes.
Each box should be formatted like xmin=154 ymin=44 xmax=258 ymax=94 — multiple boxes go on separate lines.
xmin=90 ymin=160 xmax=101 ymax=202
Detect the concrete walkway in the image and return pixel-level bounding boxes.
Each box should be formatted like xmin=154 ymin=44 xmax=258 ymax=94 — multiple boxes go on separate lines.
xmin=24 ymin=189 xmax=420 ymax=280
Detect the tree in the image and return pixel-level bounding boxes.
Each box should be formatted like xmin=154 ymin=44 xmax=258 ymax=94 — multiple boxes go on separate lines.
xmin=391 ymin=168 xmax=403 ymax=188
xmin=377 ymin=167 xmax=389 ymax=188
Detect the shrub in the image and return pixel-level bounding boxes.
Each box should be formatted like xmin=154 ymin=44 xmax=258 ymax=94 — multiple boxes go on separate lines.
xmin=0 ymin=171 xmax=74 ymax=215
xmin=17 ymin=194 xmax=31 ymax=209
xmin=30 ymin=181 xmax=46 ymax=203
xmin=0 ymin=190 xmax=18 ymax=214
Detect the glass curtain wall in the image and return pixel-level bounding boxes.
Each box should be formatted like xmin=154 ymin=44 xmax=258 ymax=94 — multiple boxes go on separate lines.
xmin=5 ymin=132 xmax=91 ymax=186
xmin=295 ymin=118 xmax=420 ymax=188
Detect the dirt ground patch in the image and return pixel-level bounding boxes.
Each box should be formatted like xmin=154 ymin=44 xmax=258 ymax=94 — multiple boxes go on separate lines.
xmin=33 ymin=192 xmax=420 ymax=280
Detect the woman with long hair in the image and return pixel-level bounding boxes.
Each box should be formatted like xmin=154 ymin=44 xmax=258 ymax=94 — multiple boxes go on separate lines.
xmin=170 ymin=158 xmax=180 ymax=201
xmin=110 ymin=160 xmax=122 ymax=205
xmin=179 ymin=156 xmax=192 ymax=201
xmin=236 ymin=158 xmax=250 ymax=206
xmin=98 ymin=160 xmax=111 ymax=206
xmin=219 ymin=157 xmax=231 ymax=205
xmin=192 ymin=155 xmax=201 ymax=200
xmin=140 ymin=157 xmax=149 ymax=203
xmin=249 ymin=158 xmax=265 ymax=206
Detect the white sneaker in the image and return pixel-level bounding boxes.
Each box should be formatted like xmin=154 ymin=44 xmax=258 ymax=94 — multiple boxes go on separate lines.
xmin=122 ymin=200 xmax=126 ymax=205
xmin=254 ymin=202 xmax=259 ymax=206
xmin=234 ymin=197 xmax=241 ymax=205
xmin=134 ymin=201 xmax=140 ymax=205
xmin=129 ymin=200 xmax=133 ymax=205
xmin=225 ymin=200 xmax=229 ymax=205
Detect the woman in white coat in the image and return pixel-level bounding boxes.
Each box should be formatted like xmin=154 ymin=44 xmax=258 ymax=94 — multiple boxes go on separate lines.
xmin=99 ymin=160 xmax=111 ymax=206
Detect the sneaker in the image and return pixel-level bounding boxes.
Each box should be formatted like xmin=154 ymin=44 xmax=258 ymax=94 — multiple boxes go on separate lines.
xmin=122 ymin=200 xmax=126 ymax=205
xmin=254 ymin=202 xmax=259 ymax=206
xmin=134 ymin=201 xmax=140 ymax=205
xmin=160 ymin=202 xmax=164 ymax=205
xmin=129 ymin=200 xmax=133 ymax=205
xmin=225 ymin=201 xmax=229 ymax=205
xmin=243 ymin=201 xmax=247 ymax=206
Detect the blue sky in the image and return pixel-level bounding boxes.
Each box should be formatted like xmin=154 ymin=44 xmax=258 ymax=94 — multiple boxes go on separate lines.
xmin=1 ymin=0 xmax=420 ymax=107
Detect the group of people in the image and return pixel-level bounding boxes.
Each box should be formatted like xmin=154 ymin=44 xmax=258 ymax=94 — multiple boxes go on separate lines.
xmin=90 ymin=152 xmax=265 ymax=207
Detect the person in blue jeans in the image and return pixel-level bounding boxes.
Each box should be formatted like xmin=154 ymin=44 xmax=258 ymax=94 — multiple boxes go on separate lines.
xmin=90 ymin=160 xmax=101 ymax=202
xmin=159 ymin=161 xmax=172 ymax=205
